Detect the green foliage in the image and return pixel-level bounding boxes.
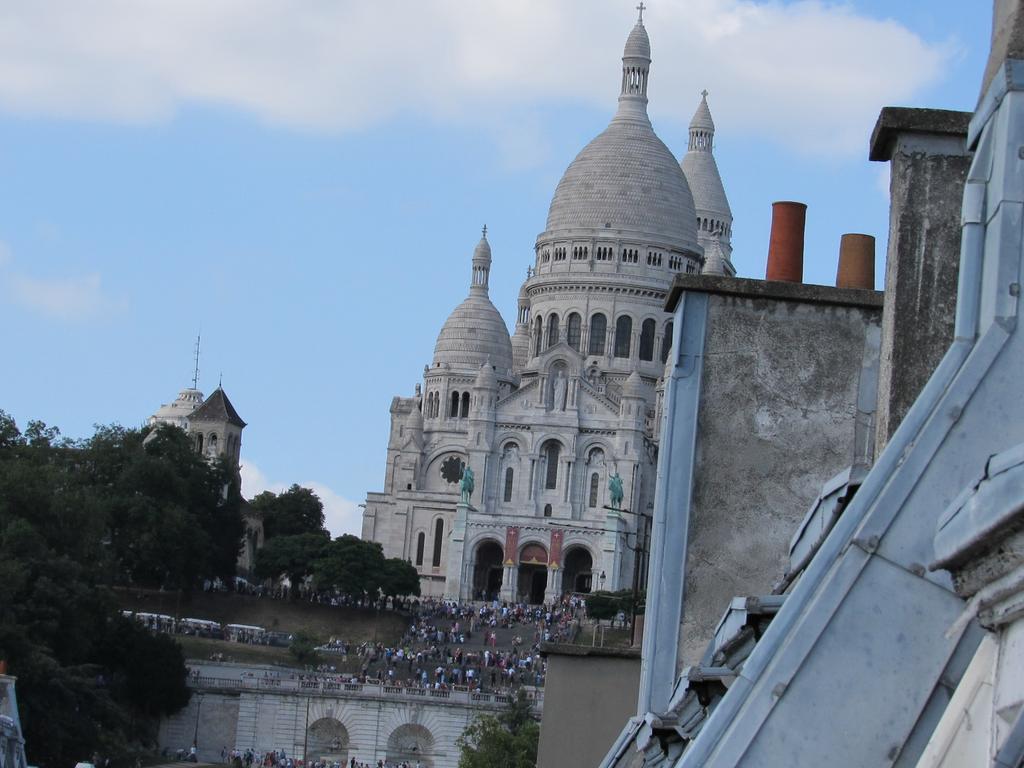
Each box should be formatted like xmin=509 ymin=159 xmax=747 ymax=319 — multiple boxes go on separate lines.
xmin=254 ymin=531 xmax=330 ymax=592
xmin=585 ymin=588 xmax=644 ymax=619
xmin=313 ymin=534 xmax=385 ymax=596
xmin=380 ymin=556 xmax=421 ymax=598
xmin=457 ymin=689 xmax=539 ymax=768
xmin=0 ymin=410 xmax=236 ymax=767
xmin=288 ymin=630 xmax=321 ymax=666
xmin=251 ymin=484 xmax=326 ymax=539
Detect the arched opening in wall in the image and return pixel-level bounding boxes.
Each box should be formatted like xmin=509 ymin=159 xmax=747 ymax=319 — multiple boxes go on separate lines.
xmin=207 ymin=433 xmax=218 ymax=455
xmin=589 ymin=313 xmax=607 ymax=356
xmin=450 ymin=391 xmax=460 ymax=418
xmin=587 ymin=447 xmax=605 ymax=508
xmin=615 ymin=316 xmax=632 ymax=358
xmin=460 ymin=391 xmax=470 ymax=418
xmin=386 ymin=723 xmax=435 ymax=768
xmin=415 ymin=532 xmax=425 ymax=566
xmin=503 ymin=467 xmax=514 ymax=502
xmin=589 ymin=473 xmax=600 ymax=508
xmin=306 ymin=718 xmax=349 ymax=763
xmin=195 ymin=433 xmax=204 ymax=453
xmin=639 ymin=319 xmax=656 ymax=361
xmin=563 ymin=548 xmax=594 ymax=595
xmin=472 ymin=539 xmax=504 ymax=601
xmin=541 ymin=441 xmax=561 ymax=490
xmin=432 ymin=518 xmax=444 ymax=567
xmin=567 ymin=313 xmax=582 ymax=350
xmin=534 ymin=316 xmax=543 ymax=354
xmin=547 ymin=313 xmax=560 ymax=347
xmin=543 ymin=503 xmax=552 ymax=517
xmin=518 ymin=543 xmax=548 ymax=604
xmin=661 ymin=321 xmax=674 ymax=363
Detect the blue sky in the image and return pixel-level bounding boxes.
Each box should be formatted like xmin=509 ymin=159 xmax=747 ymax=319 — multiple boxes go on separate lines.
xmin=0 ymin=1 xmax=993 ymax=535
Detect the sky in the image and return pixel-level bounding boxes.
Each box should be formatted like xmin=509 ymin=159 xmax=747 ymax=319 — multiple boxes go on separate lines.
xmin=0 ymin=1 xmax=994 ymax=537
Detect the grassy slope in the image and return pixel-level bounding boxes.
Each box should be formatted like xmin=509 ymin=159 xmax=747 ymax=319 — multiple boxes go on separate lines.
xmin=115 ymin=588 xmax=407 ymax=664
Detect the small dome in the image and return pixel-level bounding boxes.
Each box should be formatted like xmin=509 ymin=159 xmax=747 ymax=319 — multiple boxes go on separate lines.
xmin=433 ymin=294 xmax=514 ymax=375
xmin=474 ymin=233 xmax=492 ymax=262
xmin=622 ymin=370 xmax=645 ymax=397
xmin=474 ymin=361 xmax=498 ymax=390
xmin=624 ymin=22 xmax=651 ymax=60
xmin=149 ymin=387 xmax=204 ymax=428
xmin=689 ymin=92 xmax=715 ymax=132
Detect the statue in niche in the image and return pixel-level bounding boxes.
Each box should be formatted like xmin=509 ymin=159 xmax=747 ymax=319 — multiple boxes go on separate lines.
xmin=503 ymin=444 xmax=520 ymax=463
xmin=608 ymin=472 xmax=624 ymax=510
xmin=550 ymin=369 xmax=568 ymax=411
xmin=460 ymin=465 xmax=475 ymax=503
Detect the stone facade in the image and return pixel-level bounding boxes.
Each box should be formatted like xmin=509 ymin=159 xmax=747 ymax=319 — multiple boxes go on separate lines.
xmin=362 ymin=15 xmax=734 ymax=603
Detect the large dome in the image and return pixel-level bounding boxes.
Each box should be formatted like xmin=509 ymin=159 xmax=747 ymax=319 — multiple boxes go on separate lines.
xmin=432 ymin=294 xmax=513 ymax=375
xmin=542 ymin=117 xmax=700 ymax=251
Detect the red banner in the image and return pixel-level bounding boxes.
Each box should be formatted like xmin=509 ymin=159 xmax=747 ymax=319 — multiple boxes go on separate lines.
xmin=549 ymin=528 xmax=564 ymax=570
xmin=504 ymin=526 xmax=520 ymax=565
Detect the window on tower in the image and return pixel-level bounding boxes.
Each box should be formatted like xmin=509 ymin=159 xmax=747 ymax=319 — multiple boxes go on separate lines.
xmin=432 ymin=519 xmax=444 ymax=567
xmin=639 ymin=319 xmax=656 ymax=361
xmin=547 ymin=313 xmax=560 ymax=348
xmin=415 ymin=532 xmax=425 ymax=566
xmin=589 ymin=313 xmax=607 ymax=356
xmin=614 ymin=316 xmax=632 ymax=358
xmin=460 ymin=391 xmax=470 ymax=418
xmin=543 ymin=441 xmax=560 ymax=490
xmin=567 ymin=313 xmax=581 ymax=351
xmin=503 ymin=467 xmax=514 ymax=502
xmin=589 ymin=473 xmax=600 ymax=508
xmin=450 ymin=392 xmax=460 ymax=418
xmin=661 ymin=321 xmax=674 ymax=363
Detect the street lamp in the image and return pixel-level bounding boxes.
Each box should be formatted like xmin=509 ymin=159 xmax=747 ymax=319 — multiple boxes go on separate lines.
xmin=192 ymin=692 xmax=205 ymax=759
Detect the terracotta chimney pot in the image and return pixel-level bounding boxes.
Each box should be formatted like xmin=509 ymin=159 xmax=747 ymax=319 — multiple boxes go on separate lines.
xmin=836 ymin=233 xmax=876 ymax=289
xmin=766 ymin=201 xmax=807 ymax=282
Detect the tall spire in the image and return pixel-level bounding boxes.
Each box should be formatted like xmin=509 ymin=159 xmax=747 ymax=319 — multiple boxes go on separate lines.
xmin=191 ymin=334 xmax=201 ymax=389
xmin=618 ymin=7 xmax=652 ymax=120
xmin=688 ymin=89 xmax=716 ymax=151
xmin=470 ymin=225 xmax=492 ymax=296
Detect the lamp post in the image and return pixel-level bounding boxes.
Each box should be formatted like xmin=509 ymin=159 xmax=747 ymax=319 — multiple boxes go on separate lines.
xmin=603 ymin=505 xmax=652 ymax=645
xmin=192 ymin=692 xmax=205 ymax=759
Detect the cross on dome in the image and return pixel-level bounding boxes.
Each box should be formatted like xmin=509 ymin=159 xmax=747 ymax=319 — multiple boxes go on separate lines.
xmin=636 ymin=2 xmax=646 ymax=23
xmin=701 ymin=88 xmax=709 ymax=98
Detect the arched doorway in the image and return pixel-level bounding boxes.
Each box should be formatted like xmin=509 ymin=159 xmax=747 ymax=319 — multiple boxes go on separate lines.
xmin=386 ymin=723 xmax=435 ymax=768
xmin=472 ymin=540 xmax=504 ymax=601
xmin=306 ymin=718 xmax=349 ymax=763
xmin=563 ymin=548 xmax=594 ymax=595
xmin=518 ymin=543 xmax=548 ymax=604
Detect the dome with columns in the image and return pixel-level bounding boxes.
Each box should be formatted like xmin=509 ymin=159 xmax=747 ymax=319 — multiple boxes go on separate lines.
xmin=432 ymin=228 xmax=514 ymax=376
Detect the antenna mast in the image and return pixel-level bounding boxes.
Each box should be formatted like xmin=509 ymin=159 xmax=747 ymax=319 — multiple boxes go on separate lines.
xmin=192 ymin=335 xmax=201 ymax=389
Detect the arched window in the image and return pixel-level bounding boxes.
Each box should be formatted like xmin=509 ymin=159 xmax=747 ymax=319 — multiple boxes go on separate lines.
xmin=547 ymin=313 xmax=560 ymax=347
xmin=208 ymin=433 xmax=218 ymax=453
xmin=639 ymin=319 xmax=656 ymax=361
xmin=614 ymin=316 xmax=633 ymax=358
xmin=432 ymin=519 xmax=444 ymax=567
xmin=661 ymin=321 xmax=674 ymax=363
xmin=567 ymin=313 xmax=582 ymax=350
xmin=543 ymin=441 xmax=560 ymax=490
xmin=534 ymin=316 xmax=543 ymax=354
xmin=503 ymin=467 xmax=514 ymax=502
xmin=450 ymin=391 xmax=460 ymax=418
xmin=415 ymin=532 xmax=425 ymax=566
xmin=589 ymin=313 xmax=607 ymax=356
xmin=543 ymin=504 xmax=553 ymax=518
xmin=195 ymin=433 xmax=204 ymax=453
xmin=460 ymin=391 xmax=470 ymax=418
xmin=589 ymin=473 xmax=600 ymax=508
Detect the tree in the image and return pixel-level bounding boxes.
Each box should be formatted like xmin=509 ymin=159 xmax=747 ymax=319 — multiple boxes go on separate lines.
xmin=288 ymin=630 xmax=321 ymax=667
xmin=251 ymin=484 xmax=326 ymax=539
xmin=457 ymin=689 xmax=540 ymax=768
xmin=254 ymin=532 xmax=330 ymax=595
xmin=380 ymin=557 xmax=421 ymax=598
xmin=313 ymin=534 xmax=387 ymax=597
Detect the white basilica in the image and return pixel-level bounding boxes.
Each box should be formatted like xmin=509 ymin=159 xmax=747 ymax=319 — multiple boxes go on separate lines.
xmin=362 ymin=13 xmax=733 ymax=604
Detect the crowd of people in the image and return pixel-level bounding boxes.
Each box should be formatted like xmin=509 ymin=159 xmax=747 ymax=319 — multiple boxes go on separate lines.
xmin=218 ymin=746 xmax=424 ymax=768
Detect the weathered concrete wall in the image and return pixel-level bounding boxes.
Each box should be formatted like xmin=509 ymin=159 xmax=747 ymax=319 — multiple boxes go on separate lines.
xmin=678 ymin=280 xmax=882 ymax=666
xmin=869 ymin=107 xmax=971 ymax=458
xmin=158 ymin=692 xmax=239 ymax=763
xmin=536 ymin=646 xmax=640 ymax=768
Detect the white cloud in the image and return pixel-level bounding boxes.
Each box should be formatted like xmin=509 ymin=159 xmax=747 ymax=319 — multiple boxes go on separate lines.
xmin=240 ymin=458 xmax=362 ymax=538
xmin=0 ymin=0 xmax=950 ymax=155
xmin=0 ymin=243 xmax=123 ymax=321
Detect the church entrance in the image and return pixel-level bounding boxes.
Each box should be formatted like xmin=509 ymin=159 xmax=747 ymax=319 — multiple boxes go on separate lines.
xmin=563 ymin=547 xmax=594 ymax=594
xmin=518 ymin=543 xmax=549 ymax=604
xmin=472 ymin=540 xmax=504 ymax=601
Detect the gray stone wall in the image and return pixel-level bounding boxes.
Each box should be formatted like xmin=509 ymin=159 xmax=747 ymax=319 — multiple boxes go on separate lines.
xmin=869 ymin=107 xmax=971 ymax=458
xmin=678 ymin=284 xmax=882 ymax=666
xmin=536 ymin=647 xmax=641 ymax=768
xmin=158 ymin=693 xmax=239 ymax=763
